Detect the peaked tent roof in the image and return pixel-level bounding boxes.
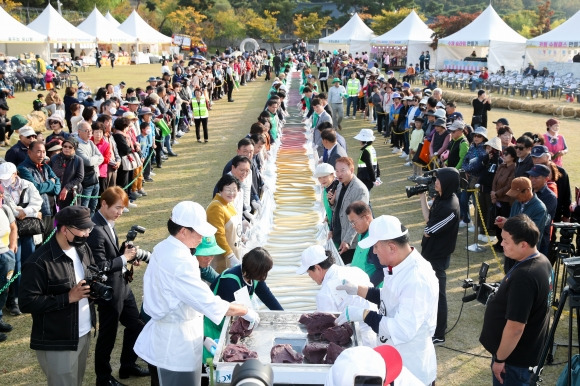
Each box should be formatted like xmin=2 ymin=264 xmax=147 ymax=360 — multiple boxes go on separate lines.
xmin=372 ymin=10 xmax=433 ymax=45
xmin=0 ymin=6 xmax=47 ymax=43
xmin=118 ymin=10 xmax=172 ymax=44
xmin=439 ymin=5 xmax=526 ymax=45
xmin=320 ymin=13 xmax=376 ymax=44
xmin=105 ymin=11 xmax=121 ymax=27
xmin=527 ymin=10 xmax=580 ymax=46
xmin=27 ymin=4 xmax=95 ymax=43
xmin=77 ymin=7 xmax=136 ymax=44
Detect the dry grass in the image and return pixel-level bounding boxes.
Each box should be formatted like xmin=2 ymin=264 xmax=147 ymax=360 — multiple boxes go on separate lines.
xmin=0 ymin=65 xmax=578 ymax=385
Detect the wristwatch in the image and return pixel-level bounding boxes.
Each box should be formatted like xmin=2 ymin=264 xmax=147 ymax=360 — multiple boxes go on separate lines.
xmin=493 ymin=354 xmax=505 ymax=364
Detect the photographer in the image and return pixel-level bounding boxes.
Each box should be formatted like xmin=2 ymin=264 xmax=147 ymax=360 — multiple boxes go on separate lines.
xmin=471 ymin=89 xmax=491 ymax=129
xmin=419 ymin=167 xmax=460 ymax=344
xmin=20 ymin=206 xmax=96 ymax=385
xmin=86 ymin=186 xmax=150 ymax=385
xmin=479 ymin=214 xmax=551 ymax=386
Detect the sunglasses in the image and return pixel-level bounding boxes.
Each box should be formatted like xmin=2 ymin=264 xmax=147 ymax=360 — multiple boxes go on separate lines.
xmin=49 ymin=120 xmax=60 ymax=125
xmin=62 ymin=145 xmax=74 ymax=149
xmin=26 ymin=135 xmax=37 ymax=139
xmin=516 ymin=146 xmax=526 ymax=151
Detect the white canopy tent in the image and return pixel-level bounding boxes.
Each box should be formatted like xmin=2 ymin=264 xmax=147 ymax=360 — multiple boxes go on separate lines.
xmin=105 ymin=11 xmax=121 ymax=27
xmin=319 ymin=13 xmax=376 ymax=54
xmin=118 ymin=9 xmax=171 ymax=56
xmin=438 ymin=5 xmax=527 ymax=72
xmin=0 ymin=6 xmax=48 ymax=58
xmin=77 ymin=7 xmax=136 ymax=44
xmin=28 ymin=4 xmax=95 ymax=45
xmin=371 ymin=10 xmax=436 ymax=69
xmin=526 ymin=10 xmax=580 ymax=65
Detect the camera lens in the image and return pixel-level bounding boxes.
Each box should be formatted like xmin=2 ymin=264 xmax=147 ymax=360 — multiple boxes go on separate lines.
xmin=231 ymin=359 xmax=273 ymax=386
xmin=90 ymin=282 xmax=113 ymax=301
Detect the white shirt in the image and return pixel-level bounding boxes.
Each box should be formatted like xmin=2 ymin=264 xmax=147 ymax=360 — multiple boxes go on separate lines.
xmin=328 ymin=85 xmax=346 ymax=104
xmin=63 ymin=246 xmax=91 ymax=337
xmin=134 ymin=236 xmax=230 ymax=372
xmin=317 ymin=265 xmax=378 ymax=347
xmin=377 ymin=248 xmax=438 ymax=385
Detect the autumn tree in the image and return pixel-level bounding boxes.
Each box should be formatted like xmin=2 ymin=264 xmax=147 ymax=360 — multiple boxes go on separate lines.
xmin=530 ymin=0 xmax=554 ymax=36
xmin=244 ymin=10 xmax=282 ymax=43
xmin=371 ymin=8 xmax=424 ymax=35
xmin=293 ymin=13 xmax=331 ymax=41
xmin=429 ymin=11 xmax=481 ymax=49
xmin=166 ymin=7 xmax=206 ymax=37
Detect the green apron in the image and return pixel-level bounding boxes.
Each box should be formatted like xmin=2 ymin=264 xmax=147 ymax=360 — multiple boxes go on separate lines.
xmin=202 ymin=271 xmax=257 ymax=361
xmin=322 ymin=189 xmax=332 ymax=223
xmin=351 ymin=232 xmax=383 ymax=288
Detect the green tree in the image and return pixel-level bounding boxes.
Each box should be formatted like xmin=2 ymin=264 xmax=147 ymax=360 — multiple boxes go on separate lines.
xmin=244 ymin=10 xmax=282 ymax=42
xmin=213 ymin=8 xmax=246 ymax=43
xmin=371 ymin=8 xmax=425 ymax=35
xmin=503 ymin=9 xmax=538 ymax=37
xmin=293 ymin=12 xmax=331 ymax=41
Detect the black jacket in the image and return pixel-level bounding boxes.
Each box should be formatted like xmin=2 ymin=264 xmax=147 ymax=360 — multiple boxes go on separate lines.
xmin=86 ymin=211 xmax=130 ymax=313
xmin=20 ymin=236 xmax=96 ymax=351
xmin=421 ymin=167 xmax=460 ymax=261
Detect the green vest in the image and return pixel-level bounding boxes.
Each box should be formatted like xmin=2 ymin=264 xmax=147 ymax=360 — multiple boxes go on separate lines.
xmin=358 ymin=145 xmax=378 ymax=169
xmin=203 ymin=271 xmax=258 ymax=362
xmin=269 ymin=112 xmax=278 ymax=140
xmin=351 ymin=232 xmax=383 ymax=288
xmin=192 ymin=97 xmax=208 ymax=118
xmin=347 ymin=78 xmax=360 ymax=97
xmin=322 ymin=189 xmax=332 ymax=224
xmin=312 ymin=112 xmax=319 ymax=129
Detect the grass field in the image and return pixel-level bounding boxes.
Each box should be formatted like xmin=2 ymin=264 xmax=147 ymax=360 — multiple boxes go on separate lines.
xmin=1 ymin=64 xmax=579 ymax=385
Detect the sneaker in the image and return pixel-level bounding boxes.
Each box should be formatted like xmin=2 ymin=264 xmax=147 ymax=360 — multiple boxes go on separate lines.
xmin=458 ymin=220 xmax=469 ymax=228
xmin=0 ymin=318 xmax=13 ymax=333
xmin=150 ymin=172 xmax=156 ymax=176
xmin=399 ymin=152 xmax=408 ymax=158
xmin=171 ymin=140 xmax=179 ymax=145
xmin=137 ymin=189 xmax=147 ymax=196
xmin=391 ymin=147 xmax=401 ymax=154
xmin=144 ymin=177 xmax=154 ymax=183
xmin=352 ymin=116 xmax=356 ymax=120
xmin=432 ymin=337 xmax=445 ymax=345
xmin=404 ymin=161 xmax=412 ymax=167
xmin=479 ymin=235 xmax=497 ymax=243
xmin=8 ymin=303 xmax=21 ymax=316
xmin=128 ymin=201 xmax=137 ymax=208
xmin=468 ymin=226 xmax=475 ymax=233
xmin=31 ymin=89 xmax=37 ymax=92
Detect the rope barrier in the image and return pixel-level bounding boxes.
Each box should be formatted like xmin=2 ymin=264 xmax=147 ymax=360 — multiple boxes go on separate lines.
xmin=0 ymin=148 xmax=156 ymax=296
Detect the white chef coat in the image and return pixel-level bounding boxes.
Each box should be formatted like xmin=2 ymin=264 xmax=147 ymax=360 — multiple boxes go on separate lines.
xmin=134 ymin=236 xmax=230 ymax=373
xmin=377 ymin=248 xmax=438 ymax=385
xmin=317 ymin=264 xmax=378 ymax=347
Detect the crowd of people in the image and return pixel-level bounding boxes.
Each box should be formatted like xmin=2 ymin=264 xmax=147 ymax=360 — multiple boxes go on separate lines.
xmin=0 ymin=47 xmax=571 ymax=386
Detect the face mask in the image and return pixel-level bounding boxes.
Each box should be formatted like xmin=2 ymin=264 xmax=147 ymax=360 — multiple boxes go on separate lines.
xmin=109 ymin=107 xmax=117 ymax=115
xmin=66 ymin=228 xmax=88 ymax=247
xmin=92 ymin=115 xmax=98 ymax=122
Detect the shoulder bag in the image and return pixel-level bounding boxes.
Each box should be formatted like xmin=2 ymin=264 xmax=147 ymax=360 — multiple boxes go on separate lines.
xmin=16 ymin=188 xmax=44 ymax=237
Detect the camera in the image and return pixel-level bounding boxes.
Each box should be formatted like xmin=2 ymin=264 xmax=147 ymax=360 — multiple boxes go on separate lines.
xmin=231 ymin=358 xmax=273 ymax=386
xmin=126 ymin=225 xmax=151 ymax=263
xmin=85 ymin=265 xmax=113 ymax=301
xmin=462 ymin=263 xmax=500 ymax=305
xmin=405 ymin=171 xmax=436 ymax=198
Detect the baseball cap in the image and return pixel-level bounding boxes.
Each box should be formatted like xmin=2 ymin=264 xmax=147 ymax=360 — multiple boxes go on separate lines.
xmin=354 ymin=129 xmax=375 ymax=142
xmin=18 ymin=126 xmax=36 ymax=137
xmin=402 ymin=82 xmax=411 ymax=88
xmin=506 ymin=177 xmax=532 ymax=198
xmin=527 ymin=164 xmax=550 ymax=178
xmin=358 ymin=215 xmax=408 ymax=249
xmin=419 ymin=97 xmax=428 ymax=105
xmin=0 ymin=162 xmax=17 ymax=180
xmin=447 ymin=120 xmax=465 ymax=131
xmin=55 ymin=206 xmax=95 ymax=230
xmin=448 ymin=112 xmax=463 ymax=121
xmin=391 ymin=92 xmax=401 ymax=99
xmin=296 ymin=245 xmax=327 ymax=274
xmin=123 ymin=112 xmax=137 ymax=120
xmin=170 ymin=201 xmax=217 ymax=237
xmin=195 ymin=235 xmax=225 ymax=256
xmin=493 ymin=118 xmax=509 ymax=125
xmin=531 ymin=145 xmax=549 ymax=158
xmin=313 ymin=163 xmax=335 ymax=178
xmin=77 ymin=82 xmax=85 ymax=89
xmin=324 ymin=346 xmax=385 ymax=386
xmin=374 ymin=345 xmax=404 ymax=384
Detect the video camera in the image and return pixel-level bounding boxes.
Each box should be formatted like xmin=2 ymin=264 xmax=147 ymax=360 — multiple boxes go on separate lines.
xmin=125 ymin=225 xmax=151 ymax=263
xmin=405 ymin=170 xmax=436 ymax=198
xmin=553 ymin=222 xmax=580 ymax=244
xmin=85 ymin=265 xmax=113 ymax=301
xmin=462 ymin=263 xmax=500 ymax=305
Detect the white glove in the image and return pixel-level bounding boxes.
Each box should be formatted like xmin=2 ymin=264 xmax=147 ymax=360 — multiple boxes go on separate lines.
xmin=336 ymin=279 xmax=359 ymax=296
xmin=336 ymin=306 xmax=366 ymax=325
xmin=226 ymin=253 xmax=241 ymax=267
xmin=251 ymin=200 xmax=262 ymax=213
xmin=242 ymin=308 xmax=260 ymax=329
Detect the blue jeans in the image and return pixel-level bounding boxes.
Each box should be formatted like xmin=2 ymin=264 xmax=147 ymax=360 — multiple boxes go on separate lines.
xmin=164 ymin=135 xmax=173 ymax=153
xmin=0 ymin=250 xmax=16 ymax=317
xmin=80 ymin=183 xmax=100 ymax=215
xmin=492 ymin=361 xmax=532 ymax=386
xmin=346 ymin=96 xmax=358 ymax=117
xmin=459 ymin=190 xmax=472 ymax=223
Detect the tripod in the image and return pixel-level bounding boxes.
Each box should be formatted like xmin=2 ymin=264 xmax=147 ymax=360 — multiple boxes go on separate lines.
xmin=532 ymin=281 xmax=580 ymax=386
xmin=550 ymin=225 xmax=579 ymax=307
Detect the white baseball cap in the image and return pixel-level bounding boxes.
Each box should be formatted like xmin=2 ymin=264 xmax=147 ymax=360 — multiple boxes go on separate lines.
xmin=170 ymin=201 xmax=216 ymax=237
xmin=358 ymin=215 xmax=408 ymax=249
xmin=313 ymin=163 xmax=335 ymax=178
xmin=0 ymin=162 xmax=17 ymax=181
xmin=18 ymin=126 xmax=36 ymax=137
xmin=353 ymin=129 xmax=375 ymax=142
xmin=324 ymin=346 xmax=385 ymax=386
xmin=296 ymin=245 xmax=327 ymax=274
